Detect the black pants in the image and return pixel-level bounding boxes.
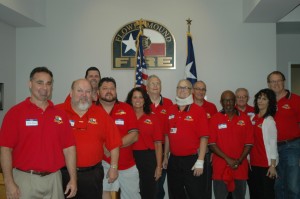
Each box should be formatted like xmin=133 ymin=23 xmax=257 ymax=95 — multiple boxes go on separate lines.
xmin=167 ymin=154 xmax=205 ymax=199
xmin=248 ymin=166 xmax=275 ymax=199
xmin=199 ymin=152 xmax=212 ymax=199
xmin=61 ymin=163 xmax=104 ymax=199
xmin=133 ymin=150 xmax=158 ymax=199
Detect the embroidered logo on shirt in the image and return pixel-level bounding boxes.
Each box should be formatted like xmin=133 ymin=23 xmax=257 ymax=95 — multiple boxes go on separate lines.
xmin=160 ymin=109 xmax=167 ymax=114
xmin=237 ymin=120 xmax=245 ymax=126
xmin=282 ymin=104 xmax=291 ymax=109
xmin=88 ymin=118 xmax=98 ymax=124
xmin=207 ymin=113 xmax=211 ymax=119
xmin=116 ymin=110 xmax=127 ymax=115
xmin=184 ymin=116 xmax=194 ymax=121
xmin=54 ymin=116 xmax=63 ymax=124
xmin=144 ymin=119 xmax=153 ymax=124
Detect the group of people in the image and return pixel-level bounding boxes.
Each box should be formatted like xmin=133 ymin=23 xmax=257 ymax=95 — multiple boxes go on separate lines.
xmin=0 ymin=67 xmax=299 ymax=199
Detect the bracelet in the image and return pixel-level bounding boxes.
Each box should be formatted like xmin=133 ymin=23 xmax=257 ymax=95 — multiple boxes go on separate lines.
xmin=270 ymin=164 xmax=276 ymax=168
xmin=110 ymin=164 xmax=118 ymax=169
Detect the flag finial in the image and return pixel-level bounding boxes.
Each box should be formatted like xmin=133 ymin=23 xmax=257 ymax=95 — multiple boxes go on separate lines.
xmin=186 ymin=18 xmax=192 ymax=33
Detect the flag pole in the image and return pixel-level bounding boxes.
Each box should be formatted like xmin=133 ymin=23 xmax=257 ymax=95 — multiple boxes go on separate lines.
xmin=186 ymin=18 xmax=192 ymax=34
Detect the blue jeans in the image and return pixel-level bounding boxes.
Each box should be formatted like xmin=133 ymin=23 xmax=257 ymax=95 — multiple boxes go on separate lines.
xmin=275 ymin=138 xmax=300 ymax=199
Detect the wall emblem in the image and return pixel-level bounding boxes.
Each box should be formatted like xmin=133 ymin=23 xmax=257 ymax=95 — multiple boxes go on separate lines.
xmin=112 ymin=19 xmax=175 ymax=69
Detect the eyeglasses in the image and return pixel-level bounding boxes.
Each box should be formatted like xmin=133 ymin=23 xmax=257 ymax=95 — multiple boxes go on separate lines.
xmin=193 ymin=88 xmax=206 ymax=91
xmin=177 ymin=86 xmax=191 ymax=91
xmin=236 ymin=96 xmax=248 ymax=100
xmin=222 ymin=99 xmax=235 ymax=104
xmin=268 ymin=80 xmax=283 ymax=84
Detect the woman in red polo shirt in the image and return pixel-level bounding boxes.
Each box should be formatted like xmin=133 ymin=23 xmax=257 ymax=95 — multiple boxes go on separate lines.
xmin=126 ymin=87 xmax=163 ymax=199
xmin=248 ymin=88 xmax=278 ymax=199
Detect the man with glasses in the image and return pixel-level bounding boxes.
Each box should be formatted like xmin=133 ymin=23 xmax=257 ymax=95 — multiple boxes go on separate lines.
xmin=146 ymin=75 xmax=173 ymax=199
xmin=209 ymin=90 xmax=253 ymax=199
xmin=235 ymin=88 xmax=254 ymax=118
xmin=267 ymin=71 xmax=300 ymax=199
xmin=193 ymin=80 xmax=218 ymax=199
xmin=56 ymin=79 xmax=121 ymax=199
xmin=165 ymin=79 xmax=209 ymax=199
xmin=0 ymin=67 xmax=77 ymax=199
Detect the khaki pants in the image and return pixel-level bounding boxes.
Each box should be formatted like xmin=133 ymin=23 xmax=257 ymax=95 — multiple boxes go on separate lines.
xmin=13 ymin=169 xmax=64 ymax=199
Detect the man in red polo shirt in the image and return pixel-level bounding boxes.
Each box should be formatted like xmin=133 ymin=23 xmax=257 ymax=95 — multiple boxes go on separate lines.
xmin=235 ymin=88 xmax=254 ymax=118
xmin=193 ymin=80 xmax=218 ymax=199
xmin=209 ymin=90 xmax=254 ymax=199
xmin=56 ymin=79 xmax=121 ymax=199
xmin=267 ymin=71 xmax=300 ymax=199
xmin=146 ymin=74 xmax=173 ymax=199
xmin=97 ymin=77 xmax=140 ymax=199
xmin=0 ymin=67 xmax=77 ymax=199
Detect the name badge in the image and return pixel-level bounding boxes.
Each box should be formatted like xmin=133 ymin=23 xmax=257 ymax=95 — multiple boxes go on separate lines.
xmin=115 ymin=119 xmax=124 ymax=125
xmin=170 ymin=128 xmax=177 ymax=134
xmin=26 ymin=119 xmax=38 ymax=126
xmin=69 ymin=120 xmax=75 ymax=127
xmin=169 ymin=115 xmax=175 ymax=119
xmin=218 ymin=123 xmax=227 ymax=129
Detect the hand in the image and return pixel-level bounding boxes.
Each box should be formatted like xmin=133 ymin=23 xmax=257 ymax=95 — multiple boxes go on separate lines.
xmin=5 ymin=181 xmax=20 ymax=199
xmin=154 ymin=166 xmax=162 ymax=181
xmin=162 ymin=156 xmax=168 ymax=169
xmin=193 ymin=168 xmax=204 ymax=176
xmin=266 ymin=166 xmax=278 ymax=179
xmin=65 ymin=179 xmax=77 ymax=198
xmin=191 ymin=159 xmax=204 ymax=176
xmin=225 ymin=157 xmax=239 ymax=170
xmin=107 ymin=167 xmax=118 ymax=183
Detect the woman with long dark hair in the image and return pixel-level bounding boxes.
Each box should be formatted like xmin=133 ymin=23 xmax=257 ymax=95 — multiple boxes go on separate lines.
xmin=248 ymin=88 xmax=278 ymax=199
xmin=126 ymin=87 xmax=163 ymax=199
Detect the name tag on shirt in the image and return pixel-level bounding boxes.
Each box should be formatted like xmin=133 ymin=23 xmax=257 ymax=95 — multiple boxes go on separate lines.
xmin=69 ymin=120 xmax=75 ymax=127
xmin=26 ymin=119 xmax=38 ymax=126
xmin=170 ymin=128 xmax=177 ymax=134
xmin=115 ymin=119 xmax=124 ymax=125
xmin=218 ymin=123 xmax=227 ymax=129
xmin=169 ymin=115 xmax=175 ymax=119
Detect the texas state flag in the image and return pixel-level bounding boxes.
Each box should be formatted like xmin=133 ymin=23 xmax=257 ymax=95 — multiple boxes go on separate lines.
xmin=121 ymin=29 xmax=166 ymax=57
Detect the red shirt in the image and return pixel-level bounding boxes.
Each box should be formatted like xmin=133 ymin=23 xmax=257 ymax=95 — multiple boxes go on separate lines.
xmin=150 ymin=97 xmax=173 ymax=136
xmin=133 ymin=113 xmax=163 ymax=150
xmin=167 ymin=103 xmax=209 ymax=156
xmin=275 ymin=91 xmax=300 ymax=141
xmin=209 ymin=111 xmax=254 ymax=180
xmin=99 ymin=102 xmax=138 ymax=170
xmin=236 ymin=104 xmax=255 ymax=118
xmin=56 ymin=101 xmax=121 ymax=167
xmin=0 ymin=98 xmax=75 ymax=172
xmin=200 ymin=99 xmax=218 ymax=120
xmin=250 ymin=116 xmax=268 ymax=167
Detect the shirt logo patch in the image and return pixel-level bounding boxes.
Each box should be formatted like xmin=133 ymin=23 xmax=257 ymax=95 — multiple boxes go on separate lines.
xmin=54 ymin=116 xmax=63 ymax=124
xmin=207 ymin=113 xmax=211 ymax=119
xmin=237 ymin=120 xmax=245 ymax=126
xmin=282 ymin=104 xmax=291 ymax=109
xmin=160 ymin=109 xmax=167 ymax=114
xmin=116 ymin=110 xmax=127 ymax=115
xmin=144 ymin=119 xmax=153 ymax=124
xmin=184 ymin=116 xmax=194 ymax=121
xmin=88 ymin=118 xmax=97 ymax=124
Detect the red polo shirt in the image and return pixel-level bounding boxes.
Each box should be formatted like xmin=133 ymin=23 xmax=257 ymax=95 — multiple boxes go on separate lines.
xmin=236 ymin=104 xmax=255 ymax=118
xmin=167 ymin=103 xmax=209 ymax=156
xmin=56 ymin=101 xmax=121 ymax=167
xmin=133 ymin=113 xmax=163 ymax=150
xmin=0 ymin=98 xmax=75 ymax=172
xmin=200 ymin=99 xmax=218 ymax=120
xmin=209 ymin=111 xmax=254 ymax=180
xmin=275 ymin=91 xmax=300 ymax=141
xmin=99 ymin=101 xmax=138 ymax=170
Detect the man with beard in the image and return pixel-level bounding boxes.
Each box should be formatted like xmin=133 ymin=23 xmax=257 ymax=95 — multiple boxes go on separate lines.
xmin=209 ymin=90 xmax=254 ymax=199
xmin=56 ymin=79 xmax=121 ymax=199
xmin=97 ymin=77 xmax=140 ymax=199
xmin=0 ymin=67 xmax=77 ymax=199
xmin=85 ymin=67 xmax=101 ymax=102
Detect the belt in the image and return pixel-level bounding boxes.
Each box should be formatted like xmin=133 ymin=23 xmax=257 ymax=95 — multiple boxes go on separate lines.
xmin=61 ymin=163 xmax=100 ymax=172
xmin=277 ymin=137 xmax=300 ymax=146
xmin=15 ymin=168 xmax=53 ymax=177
